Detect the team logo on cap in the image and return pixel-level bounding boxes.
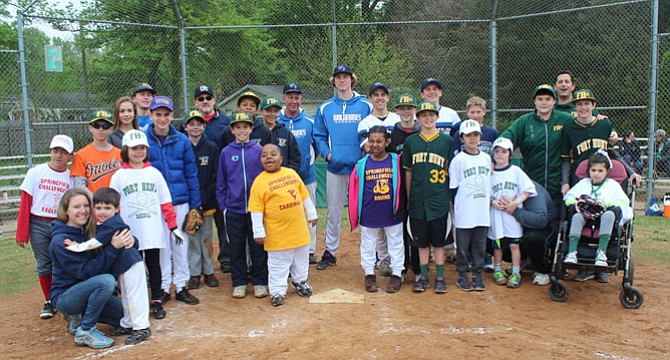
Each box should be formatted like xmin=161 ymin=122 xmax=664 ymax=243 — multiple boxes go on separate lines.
xmin=189 ymin=110 xmax=203 ymax=118
xmin=156 ymin=98 xmax=169 ymax=105
xmin=199 ymin=86 xmax=208 ymax=92
xmin=287 ymin=83 xmax=297 ymax=90
xmin=336 ymin=66 xmax=347 ymax=72
xmin=399 ymin=95 xmax=413 ymax=103
xmin=235 ymin=113 xmax=250 ymax=121
xmin=537 ymin=84 xmax=553 ymax=90
xmin=419 ymin=102 xmax=437 ymax=111
xmin=129 ymin=132 xmax=143 ymax=141
xmin=575 ymin=91 xmax=592 ymax=100
xmin=267 ymin=98 xmax=279 ymax=105
xmin=95 ymin=110 xmax=111 ymax=118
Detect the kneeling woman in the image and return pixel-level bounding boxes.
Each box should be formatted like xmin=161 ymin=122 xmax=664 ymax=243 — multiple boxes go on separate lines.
xmin=49 ymin=188 xmax=133 ymax=349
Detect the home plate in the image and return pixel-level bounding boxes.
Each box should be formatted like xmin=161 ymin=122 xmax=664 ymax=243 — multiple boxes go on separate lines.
xmin=309 ymin=288 xmax=365 ymax=304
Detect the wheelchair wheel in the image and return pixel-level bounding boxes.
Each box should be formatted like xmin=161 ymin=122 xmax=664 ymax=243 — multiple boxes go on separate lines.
xmin=549 ymin=280 xmax=569 ymax=302
xmin=619 ymin=287 xmax=644 ymax=309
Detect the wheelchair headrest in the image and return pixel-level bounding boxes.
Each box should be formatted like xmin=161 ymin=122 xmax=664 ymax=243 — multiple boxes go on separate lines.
xmin=575 ymin=158 xmax=627 ymax=185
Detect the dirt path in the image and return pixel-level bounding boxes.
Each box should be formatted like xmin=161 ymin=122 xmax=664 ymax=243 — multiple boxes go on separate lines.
xmin=1 ymin=228 xmax=668 ymax=359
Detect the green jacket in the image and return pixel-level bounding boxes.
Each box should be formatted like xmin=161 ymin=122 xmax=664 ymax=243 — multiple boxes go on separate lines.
xmin=501 ymin=110 xmax=575 ymax=199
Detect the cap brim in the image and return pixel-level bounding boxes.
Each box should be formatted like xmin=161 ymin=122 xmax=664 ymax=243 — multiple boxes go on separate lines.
xmin=89 ymin=118 xmax=113 ymax=124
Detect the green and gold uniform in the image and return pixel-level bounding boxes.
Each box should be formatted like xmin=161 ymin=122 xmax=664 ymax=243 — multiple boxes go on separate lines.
xmin=500 ymin=110 xmax=574 ymax=200
xmin=402 ymin=131 xmax=455 ymax=221
xmin=560 ymin=117 xmax=614 ymax=175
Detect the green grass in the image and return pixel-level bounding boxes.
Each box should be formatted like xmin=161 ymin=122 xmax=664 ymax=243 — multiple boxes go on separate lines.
xmin=629 ymin=213 xmax=670 ymax=264
xmin=0 ymin=238 xmax=38 ymax=297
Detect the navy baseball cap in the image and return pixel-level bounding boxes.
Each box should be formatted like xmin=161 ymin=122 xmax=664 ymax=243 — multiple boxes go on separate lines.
xmin=283 ymin=82 xmax=303 ymax=94
xmin=194 ymin=85 xmax=214 ymax=99
xmin=368 ymin=82 xmax=389 ymax=96
xmin=150 ymin=96 xmax=174 ymax=112
xmin=133 ymin=83 xmax=156 ymax=95
xmin=332 ymin=65 xmax=353 ymax=76
xmin=420 ymin=78 xmax=443 ymax=92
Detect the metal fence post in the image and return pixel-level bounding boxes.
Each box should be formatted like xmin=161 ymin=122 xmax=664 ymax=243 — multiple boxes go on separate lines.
xmin=490 ymin=0 xmax=499 ymax=129
xmin=647 ymin=0 xmax=659 ymax=204
xmin=16 ymin=9 xmax=33 ymax=169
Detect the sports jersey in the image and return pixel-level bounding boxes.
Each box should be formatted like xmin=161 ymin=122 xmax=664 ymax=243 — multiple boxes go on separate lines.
xmin=402 ymin=131 xmax=455 ymax=221
xmin=20 ymin=163 xmax=73 ymax=217
xmin=488 ymin=164 xmax=537 ymax=240
xmin=357 ymin=112 xmax=400 ymax=148
xmin=248 ymin=167 xmax=311 ymax=251
xmin=561 ymin=118 xmax=614 ymax=173
xmin=448 ymin=150 xmax=491 ymax=228
xmin=70 ymin=144 xmax=122 ymax=193
xmin=436 ymin=105 xmax=460 ymax=134
xmin=348 ymin=154 xmax=401 ymax=229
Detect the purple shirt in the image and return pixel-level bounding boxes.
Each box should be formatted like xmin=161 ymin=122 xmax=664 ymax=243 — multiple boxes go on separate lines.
xmin=360 ymin=156 xmax=401 ymax=228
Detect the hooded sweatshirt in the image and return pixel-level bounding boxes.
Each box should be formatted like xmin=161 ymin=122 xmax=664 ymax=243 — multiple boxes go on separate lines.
xmin=278 ymin=108 xmax=316 ymax=184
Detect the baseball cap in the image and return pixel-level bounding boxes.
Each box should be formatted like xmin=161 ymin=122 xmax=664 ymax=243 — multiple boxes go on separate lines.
xmin=49 ymin=134 xmax=74 ymax=154
xmin=184 ymin=110 xmax=205 ymax=124
xmin=89 ymin=110 xmax=113 ymax=124
xmin=492 ymin=137 xmax=514 ymax=152
xmin=229 ymin=112 xmax=254 ymax=126
xmin=194 ymin=85 xmax=214 ymax=99
xmin=122 ymin=129 xmax=150 ymax=148
xmin=368 ymin=82 xmax=389 ymax=96
xmin=655 ymin=129 xmax=666 ymax=137
xmin=133 ymin=83 xmax=156 ymax=95
xmin=150 ymin=96 xmax=174 ymax=112
xmin=415 ymin=101 xmax=439 ymax=115
xmin=420 ymin=78 xmax=443 ymax=92
xmin=237 ymin=91 xmax=261 ymax=107
xmin=533 ymin=84 xmax=556 ymax=99
xmin=572 ymin=89 xmax=596 ymax=103
xmin=332 ymin=65 xmax=353 ymax=76
xmin=460 ymin=119 xmax=482 ymax=135
xmin=395 ymin=93 xmax=417 ymax=108
xmin=260 ymin=96 xmax=282 ymax=110
xmin=283 ymin=83 xmax=303 ymax=94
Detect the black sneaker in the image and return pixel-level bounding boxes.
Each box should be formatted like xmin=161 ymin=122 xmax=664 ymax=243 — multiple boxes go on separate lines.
xmin=364 ymin=275 xmax=378 ymax=292
xmin=573 ymin=271 xmax=595 ymax=282
xmin=188 ymin=276 xmax=201 ymax=290
xmin=110 ymin=326 xmax=132 ymax=336
xmin=40 ymin=301 xmax=56 ymax=319
xmin=176 ymin=288 xmax=200 ymax=305
xmin=316 ymin=250 xmax=336 ymax=270
xmin=309 ymin=253 xmax=317 ymax=265
xmin=204 ymin=274 xmax=220 ymax=287
xmin=160 ymin=290 xmax=171 ymax=304
xmin=596 ymin=272 xmax=610 ymax=283
xmin=150 ymin=301 xmax=166 ymax=319
xmin=290 ymin=280 xmax=313 ymax=297
xmin=220 ymin=263 xmax=231 ymax=273
xmin=271 ymin=294 xmax=285 ymax=307
xmin=125 ymin=328 xmax=151 ymax=345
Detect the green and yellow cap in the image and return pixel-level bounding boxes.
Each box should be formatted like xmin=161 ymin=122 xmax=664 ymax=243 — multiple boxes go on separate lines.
xmin=533 ymin=84 xmax=556 ymax=99
xmin=89 ymin=110 xmax=113 ymax=124
xmin=395 ymin=93 xmax=417 ymax=108
xmin=415 ymin=101 xmax=439 ymax=115
xmin=229 ymin=112 xmax=254 ymax=126
xmin=572 ymin=89 xmax=596 ymax=103
xmin=260 ymin=96 xmax=282 ymax=110
xmin=184 ymin=110 xmax=205 ymax=124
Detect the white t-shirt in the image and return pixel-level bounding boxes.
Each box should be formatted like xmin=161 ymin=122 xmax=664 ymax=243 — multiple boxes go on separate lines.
xmin=110 ymin=166 xmax=172 ymax=251
xmin=449 ymin=150 xmax=491 ymax=228
xmin=488 ymin=165 xmax=537 ymax=240
xmin=20 ymin=163 xmax=73 ymax=217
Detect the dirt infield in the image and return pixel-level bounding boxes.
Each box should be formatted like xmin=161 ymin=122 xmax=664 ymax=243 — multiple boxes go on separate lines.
xmin=1 ymin=228 xmax=669 ymax=359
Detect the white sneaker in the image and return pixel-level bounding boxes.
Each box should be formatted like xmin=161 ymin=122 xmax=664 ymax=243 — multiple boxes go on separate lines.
xmin=532 ymin=272 xmax=550 ymax=286
xmin=254 ymin=285 xmax=268 ymax=298
xmin=232 ymin=285 xmax=247 ymax=299
xmin=564 ymin=251 xmax=578 ymax=264
xmin=595 ymin=249 xmax=608 ymax=267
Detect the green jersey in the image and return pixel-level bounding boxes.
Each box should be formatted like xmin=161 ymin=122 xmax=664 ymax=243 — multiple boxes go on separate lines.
xmin=560 ymin=118 xmax=614 ymax=174
xmin=402 ymin=131 xmax=455 ymax=221
xmin=500 ymin=110 xmax=575 ymax=199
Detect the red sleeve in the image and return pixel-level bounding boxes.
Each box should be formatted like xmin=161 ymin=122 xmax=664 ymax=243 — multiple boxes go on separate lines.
xmin=16 ymin=191 xmax=33 ymax=243
xmin=160 ymin=202 xmax=178 ymax=230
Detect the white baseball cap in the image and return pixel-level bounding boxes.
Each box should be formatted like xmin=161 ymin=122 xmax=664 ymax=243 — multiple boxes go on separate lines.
xmin=49 ymin=134 xmax=74 ymax=153
xmin=460 ymin=119 xmax=482 ymax=135
xmin=122 ymin=130 xmax=150 ymax=148
xmin=492 ymin=137 xmax=514 ymax=152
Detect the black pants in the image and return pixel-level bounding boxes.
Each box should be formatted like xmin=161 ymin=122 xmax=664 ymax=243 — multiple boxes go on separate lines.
xmin=225 ymin=211 xmax=268 ymax=287
xmin=214 ymin=208 xmax=230 ymax=265
xmin=142 ymin=248 xmax=162 ymax=300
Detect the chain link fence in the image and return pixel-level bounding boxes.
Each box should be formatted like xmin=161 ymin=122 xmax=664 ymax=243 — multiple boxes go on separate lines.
xmin=0 ymin=0 xmax=665 ymax=235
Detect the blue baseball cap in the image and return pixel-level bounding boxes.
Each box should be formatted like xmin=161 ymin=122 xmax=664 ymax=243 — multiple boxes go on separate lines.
xmin=332 ymin=65 xmax=353 ymax=76
xmin=194 ymin=85 xmax=214 ymax=99
xmin=150 ymin=96 xmax=174 ymax=112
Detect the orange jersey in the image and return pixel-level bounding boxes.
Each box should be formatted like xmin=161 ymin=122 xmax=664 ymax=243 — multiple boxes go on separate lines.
xmin=70 ymin=143 xmax=122 ymax=193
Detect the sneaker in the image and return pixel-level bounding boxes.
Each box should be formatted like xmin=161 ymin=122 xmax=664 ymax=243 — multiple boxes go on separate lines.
xmin=434 ymin=277 xmax=448 ymax=294
xmin=204 ymin=274 xmax=220 ymax=288
xmin=40 ymin=301 xmax=56 ymax=320
xmin=233 ymin=285 xmax=247 ymax=298
xmin=493 ymin=270 xmax=508 ymax=285
xmin=386 ymin=275 xmax=402 ymax=293
xmin=596 ymin=272 xmax=610 ymax=283
xmin=412 ymin=274 xmax=430 ymax=292
xmin=254 ymin=285 xmax=268 ymax=298
xmin=176 ymin=287 xmax=200 ymax=305
xmin=220 ymin=263 xmax=231 ymax=273
xmin=573 ymin=271 xmax=595 ymax=282
xmin=290 ymin=281 xmax=313 ymax=297
xmin=271 ymin=294 xmax=285 ymax=307
xmin=365 ymin=275 xmax=378 ymax=292
xmin=150 ymin=301 xmax=166 ymax=319
xmin=316 ymin=250 xmax=336 ymax=270
xmin=484 ymin=263 xmax=495 ymax=273
xmin=110 ymin=326 xmax=132 ymax=336
xmin=472 ymin=275 xmax=486 ymax=291
xmin=532 ymin=272 xmax=550 ymax=286
xmin=507 ymin=273 xmax=521 ymax=288
xmin=309 ymin=253 xmax=317 ymax=265
xmin=484 ymin=253 xmax=494 ymax=273
xmin=74 ymin=326 xmax=114 ymax=349
xmin=457 ymin=276 xmax=473 ymax=292
xmin=379 ymin=257 xmax=392 ymax=277
xmin=160 ymin=290 xmax=171 ymax=304
xmin=188 ymin=276 xmax=201 ymax=290
xmin=125 ymin=328 xmax=151 ymax=345
xmin=63 ymin=313 xmax=82 ymax=335
xmin=595 ymin=249 xmax=608 ymax=267
xmin=564 ymin=251 xmax=578 ymax=264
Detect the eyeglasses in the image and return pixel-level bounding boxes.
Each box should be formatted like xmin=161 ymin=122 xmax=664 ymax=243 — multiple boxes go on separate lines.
xmin=197 ymin=95 xmax=213 ymax=102
xmin=90 ymin=122 xmax=113 ymax=130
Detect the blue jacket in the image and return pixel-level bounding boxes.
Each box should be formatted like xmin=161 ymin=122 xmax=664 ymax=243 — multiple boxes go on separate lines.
xmin=179 ymin=110 xmax=230 ymax=150
xmin=278 ymin=108 xmax=316 ymax=184
xmin=49 ymin=220 xmax=121 ymax=305
xmin=314 ymin=93 xmax=372 ymax=174
xmin=95 ymin=214 xmax=143 ymax=278
xmin=217 ymin=141 xmax=263 ymax=214
xmin=146 ymin=124 xmax=202 ymax=209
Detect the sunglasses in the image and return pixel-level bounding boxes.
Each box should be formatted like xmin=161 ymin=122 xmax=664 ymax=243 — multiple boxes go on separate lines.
xmin=90 ymin=122 xmax=113 ymax=130
xmin=197 ymin=95 xmax=213 ymax=102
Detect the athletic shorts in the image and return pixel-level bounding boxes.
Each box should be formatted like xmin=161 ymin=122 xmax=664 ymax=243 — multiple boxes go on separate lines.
xmin=491 ymin=237 xmax=521 ymax=250
xmin=409 ymin=216 xmax=447 ymax=248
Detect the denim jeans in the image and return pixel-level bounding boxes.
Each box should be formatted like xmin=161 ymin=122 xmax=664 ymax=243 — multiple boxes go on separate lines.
xmin=52 ymin=274 xmax=123 ymax=330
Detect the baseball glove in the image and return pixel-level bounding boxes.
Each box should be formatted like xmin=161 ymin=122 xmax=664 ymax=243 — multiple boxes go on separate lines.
xmin=182 ymin=208 xmax=204 ymax=236
xmin=575 ymin=194 xmax=606 ymax=220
